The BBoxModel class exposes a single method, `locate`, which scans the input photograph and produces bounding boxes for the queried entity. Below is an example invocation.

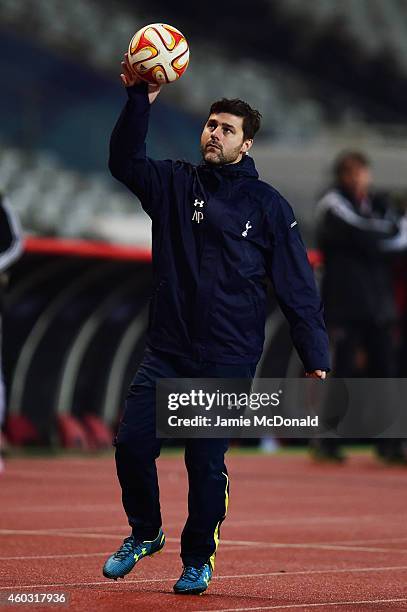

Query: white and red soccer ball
[128,23,189,85]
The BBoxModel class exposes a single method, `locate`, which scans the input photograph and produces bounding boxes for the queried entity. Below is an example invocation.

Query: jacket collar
[199,154,259,179]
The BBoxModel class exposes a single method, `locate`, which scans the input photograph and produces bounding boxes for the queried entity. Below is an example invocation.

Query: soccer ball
[128,23,189,85]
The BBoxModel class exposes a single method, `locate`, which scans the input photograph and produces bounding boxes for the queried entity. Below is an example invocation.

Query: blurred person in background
[0,192,23,472]
[387,192,407,378]
[312,151,407,463]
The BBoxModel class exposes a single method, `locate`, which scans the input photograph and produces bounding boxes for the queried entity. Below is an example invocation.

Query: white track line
[197,598,407,611]
[3,521,406,540]
[0,504,120,513]
[1,530,406,554]
[1,552,116,561]
[221,539,407,554]
[3,469,116,481]
[217,515,405,526]
[330,536,407,546]
[0,529,178,543]
[5,523,404,548]
[0,529,125,541]
[0,551,177,561]
[2,542,407,562]
[1,565,407,591]
[0,519,398,532]
[8,525,127,532]
[0,546,253,561]
[0,511,394,526]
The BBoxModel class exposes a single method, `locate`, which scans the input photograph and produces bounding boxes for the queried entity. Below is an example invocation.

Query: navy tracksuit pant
[114,346,257,568]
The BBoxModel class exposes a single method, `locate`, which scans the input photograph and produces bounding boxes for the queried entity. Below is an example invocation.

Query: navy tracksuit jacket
[109,83,330,371]
[109,83,330,568]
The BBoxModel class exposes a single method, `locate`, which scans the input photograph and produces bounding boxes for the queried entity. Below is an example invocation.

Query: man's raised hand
[120,53,161,104]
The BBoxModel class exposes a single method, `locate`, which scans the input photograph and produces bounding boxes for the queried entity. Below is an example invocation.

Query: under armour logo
[194,199,204,208]
[242,221,252,237]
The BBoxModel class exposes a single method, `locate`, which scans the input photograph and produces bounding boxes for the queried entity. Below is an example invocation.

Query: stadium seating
[1,0,407,240]
[2,0,407,127]
[281,0,407,64]
[0,145,150,244]
[0,0,329,138]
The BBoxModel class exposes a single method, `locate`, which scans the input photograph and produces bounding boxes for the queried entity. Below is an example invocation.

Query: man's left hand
[305,370,326,379]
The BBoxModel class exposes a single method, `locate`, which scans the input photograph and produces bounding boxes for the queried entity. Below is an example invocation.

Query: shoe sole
[173,587,208,595]
[173,579,210,596]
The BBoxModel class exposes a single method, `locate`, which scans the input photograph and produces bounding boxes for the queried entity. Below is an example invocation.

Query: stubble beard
[201,142,242,166]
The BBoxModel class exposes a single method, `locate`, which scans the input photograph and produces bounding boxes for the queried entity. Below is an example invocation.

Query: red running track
[1,452,407,611]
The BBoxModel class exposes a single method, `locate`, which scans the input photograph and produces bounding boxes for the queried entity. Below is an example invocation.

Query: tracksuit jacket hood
[109,83,330,370]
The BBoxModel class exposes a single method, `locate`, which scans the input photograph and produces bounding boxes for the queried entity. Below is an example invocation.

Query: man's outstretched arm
[109,54,172,218]
[315,191,398,255]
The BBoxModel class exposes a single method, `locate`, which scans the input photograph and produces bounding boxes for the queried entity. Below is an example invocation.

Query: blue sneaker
[103,529,165,580]
[173,563,212,595]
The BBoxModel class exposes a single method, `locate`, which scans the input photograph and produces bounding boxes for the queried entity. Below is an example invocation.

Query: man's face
[200,113,253,165]
[340,163,372,198]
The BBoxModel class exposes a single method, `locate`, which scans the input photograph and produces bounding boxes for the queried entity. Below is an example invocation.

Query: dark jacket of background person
[109,83,330,370]
[0,192,23,311]
[315,187,401,326]
[0,191,22,431]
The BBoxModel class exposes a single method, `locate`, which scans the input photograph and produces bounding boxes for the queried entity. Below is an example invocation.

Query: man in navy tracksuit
[102,54,330,595]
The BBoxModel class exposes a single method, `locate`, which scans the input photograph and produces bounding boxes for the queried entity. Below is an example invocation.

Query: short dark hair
[334,151,371,178]
[208,98,262,140]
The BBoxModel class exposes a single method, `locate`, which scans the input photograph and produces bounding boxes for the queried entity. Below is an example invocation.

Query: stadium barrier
[4,237,321,448]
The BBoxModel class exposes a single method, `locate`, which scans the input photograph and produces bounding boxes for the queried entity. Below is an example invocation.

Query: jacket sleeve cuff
[126,82,149,99]
[298,343,331,374]
[303,357,331,374]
